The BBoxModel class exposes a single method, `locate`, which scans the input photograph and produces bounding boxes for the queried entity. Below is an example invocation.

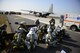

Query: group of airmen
[0,18,68,53]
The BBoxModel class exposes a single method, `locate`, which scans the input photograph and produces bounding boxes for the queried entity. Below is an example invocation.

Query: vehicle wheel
[70,25,77,31]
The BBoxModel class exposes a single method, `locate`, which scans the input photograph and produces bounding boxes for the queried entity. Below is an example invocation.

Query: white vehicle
[64,17,80,31]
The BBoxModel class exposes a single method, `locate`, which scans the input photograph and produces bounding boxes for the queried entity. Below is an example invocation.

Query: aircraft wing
[21,9,41,14]
[21,9,34,13]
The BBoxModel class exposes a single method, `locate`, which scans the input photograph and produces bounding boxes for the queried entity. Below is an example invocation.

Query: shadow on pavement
[10,44,72,53]
[63,38,77,43]
[62,41,80,48]
[23,46,57,53]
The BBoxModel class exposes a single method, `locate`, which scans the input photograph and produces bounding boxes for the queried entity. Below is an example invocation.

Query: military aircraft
[21,4,53,18]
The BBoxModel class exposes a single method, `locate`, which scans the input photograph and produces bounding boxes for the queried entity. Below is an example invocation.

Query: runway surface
[7,15,80,53]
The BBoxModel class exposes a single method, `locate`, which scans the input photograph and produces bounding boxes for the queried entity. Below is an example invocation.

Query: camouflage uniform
[49,18,55,32]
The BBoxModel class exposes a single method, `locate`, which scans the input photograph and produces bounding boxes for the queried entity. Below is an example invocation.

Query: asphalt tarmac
[6,15,80,53]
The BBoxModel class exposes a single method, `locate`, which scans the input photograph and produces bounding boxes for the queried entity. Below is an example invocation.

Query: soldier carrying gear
[49,18,55,31]
[47,25,52,39]
[13,21,27,45]
[16,28,25,42]
[0,24,7,40]
[12,27,25,49]
[26,27,38,41]
[15,21,27,37]
[19,21,27,29]
[25,27,38,50]
[34,19,40,29]
[42,24,47,33]
[18,21,28,35]
[0,24,7,50]
[38,24,47,42]
[54,25,62,43]
[49,18,55,26]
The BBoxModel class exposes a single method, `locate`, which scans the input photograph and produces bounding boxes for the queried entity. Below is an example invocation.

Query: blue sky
[0,0,80,16]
